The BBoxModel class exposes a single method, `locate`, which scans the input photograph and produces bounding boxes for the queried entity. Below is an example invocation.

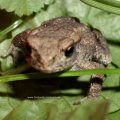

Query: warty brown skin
[12,17,112,101]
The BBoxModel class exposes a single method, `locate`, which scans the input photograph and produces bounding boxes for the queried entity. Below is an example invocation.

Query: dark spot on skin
[25,43,32,56]
[64,46,74,58]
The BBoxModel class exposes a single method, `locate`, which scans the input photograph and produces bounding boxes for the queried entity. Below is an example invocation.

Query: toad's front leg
[72,61,105,104]
[88,74,104,99]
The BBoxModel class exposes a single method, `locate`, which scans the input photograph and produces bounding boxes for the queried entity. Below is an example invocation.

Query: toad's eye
[64,46,74,58]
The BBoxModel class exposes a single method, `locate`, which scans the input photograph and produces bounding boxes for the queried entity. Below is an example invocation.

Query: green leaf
[62,0,90,23]
[86,8,120,41]
[0,39,14,71]
[67,101,109,120]
[106,110,120,120]
[109,45,120,67]
[0,56,14,71]
[2,98,108,120]
[0,83,21,120]
[102,74,120,113]
[0,39,11,56]
[0,0,54,17]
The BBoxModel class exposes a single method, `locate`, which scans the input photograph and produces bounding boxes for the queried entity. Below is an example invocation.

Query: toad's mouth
[28,52,75,73]
[26,50,76,73]
[39,65,73,73]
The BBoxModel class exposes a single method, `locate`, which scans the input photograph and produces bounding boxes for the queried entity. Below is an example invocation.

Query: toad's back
[28,17,86,42]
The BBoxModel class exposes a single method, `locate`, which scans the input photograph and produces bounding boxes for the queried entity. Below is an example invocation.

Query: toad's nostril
[64,46,74,58]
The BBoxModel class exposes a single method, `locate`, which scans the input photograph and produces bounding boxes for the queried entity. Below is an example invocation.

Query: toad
[12,17,112,102]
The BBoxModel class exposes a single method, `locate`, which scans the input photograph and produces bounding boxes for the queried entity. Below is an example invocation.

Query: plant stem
[0,19,23,41]
[81,0,120,15]
[0,68,120,83]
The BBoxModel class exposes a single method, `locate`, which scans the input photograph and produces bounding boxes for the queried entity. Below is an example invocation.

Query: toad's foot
[73,74,104,105]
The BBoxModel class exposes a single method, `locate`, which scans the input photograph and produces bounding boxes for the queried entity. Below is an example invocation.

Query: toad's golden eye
[64,46,74,58]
